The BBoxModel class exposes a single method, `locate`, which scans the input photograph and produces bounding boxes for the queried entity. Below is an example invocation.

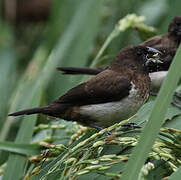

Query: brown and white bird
[57,16,181,93]
[9,46,162,130]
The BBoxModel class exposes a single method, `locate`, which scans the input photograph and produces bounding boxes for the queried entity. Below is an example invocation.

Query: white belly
[149,71,167,92]
[79,82,146,127]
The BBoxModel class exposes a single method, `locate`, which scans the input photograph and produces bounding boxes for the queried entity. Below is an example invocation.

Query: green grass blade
[2,87,42,180]
[169,166,181,180]
[2,0,104,179]
[0,23,17,133]
[0,48,16,131]
[121,45,181,180]
[47,0,104,100]
[46,0,81,51]
[0,45,49,142]
[0,141,41,156]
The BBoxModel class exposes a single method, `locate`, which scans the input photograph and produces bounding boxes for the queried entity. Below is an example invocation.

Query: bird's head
[118,45,162,73]
[111,45,163,73]
[168,16,181,38]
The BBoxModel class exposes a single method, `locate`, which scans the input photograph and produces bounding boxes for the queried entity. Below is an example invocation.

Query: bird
[9,45,162,130]
[57,16,181,93]
[140,15,181,71]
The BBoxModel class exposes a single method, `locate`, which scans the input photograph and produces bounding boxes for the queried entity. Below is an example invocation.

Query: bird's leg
[90,124,103,131]
[89,124,112,135]
[40,149,50,168]
[122,123,141,129]
[118,122,141,131]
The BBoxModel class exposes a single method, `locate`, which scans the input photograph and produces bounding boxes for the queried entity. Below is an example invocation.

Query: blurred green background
[0,0,181,179]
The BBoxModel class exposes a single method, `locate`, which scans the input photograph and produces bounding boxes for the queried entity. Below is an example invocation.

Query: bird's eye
[176,22,181,26]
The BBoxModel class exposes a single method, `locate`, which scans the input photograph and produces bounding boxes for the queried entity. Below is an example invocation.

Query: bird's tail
[56,66,102,75]
[8,106,50,117]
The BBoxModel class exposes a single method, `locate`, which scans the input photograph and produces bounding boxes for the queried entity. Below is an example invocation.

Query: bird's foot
[118,122,141,131]
[90,124,112,136]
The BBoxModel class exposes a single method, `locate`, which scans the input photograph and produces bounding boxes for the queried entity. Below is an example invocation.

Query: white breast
[149,71,168,92]
[79,82,146,127]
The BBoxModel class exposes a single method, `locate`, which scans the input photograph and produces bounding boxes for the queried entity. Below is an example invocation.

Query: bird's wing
[54,70,131,106]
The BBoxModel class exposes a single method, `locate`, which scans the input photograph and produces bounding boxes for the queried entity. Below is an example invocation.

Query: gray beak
[145,46,163,67]
[146,47,162,56]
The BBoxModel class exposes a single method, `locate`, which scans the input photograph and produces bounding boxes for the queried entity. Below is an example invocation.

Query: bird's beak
[145,47,163,67]
[152,53,159,58]
[146,47,162,56]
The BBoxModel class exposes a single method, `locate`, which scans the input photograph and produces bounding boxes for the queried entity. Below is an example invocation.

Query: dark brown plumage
[9,46,162,129]
[56,67,103,75]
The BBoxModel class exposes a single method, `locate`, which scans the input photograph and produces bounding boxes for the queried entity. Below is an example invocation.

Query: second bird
[57,16,181,93]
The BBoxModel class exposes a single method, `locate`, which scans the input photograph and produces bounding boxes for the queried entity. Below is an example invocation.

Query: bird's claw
[119,122,141,131]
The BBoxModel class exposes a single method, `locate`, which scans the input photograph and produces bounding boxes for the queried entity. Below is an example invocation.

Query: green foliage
[1,0,181,180]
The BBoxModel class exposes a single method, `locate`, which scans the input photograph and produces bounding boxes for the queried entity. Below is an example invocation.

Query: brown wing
[54,70,131,106]
[141,33,178,49]
[141,35,164,47]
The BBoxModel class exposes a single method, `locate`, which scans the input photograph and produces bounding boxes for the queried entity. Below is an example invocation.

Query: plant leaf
[0,141,41,156]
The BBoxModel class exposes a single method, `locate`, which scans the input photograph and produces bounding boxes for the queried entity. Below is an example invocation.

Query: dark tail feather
[56,66,102,75]
[8,106,49,117]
